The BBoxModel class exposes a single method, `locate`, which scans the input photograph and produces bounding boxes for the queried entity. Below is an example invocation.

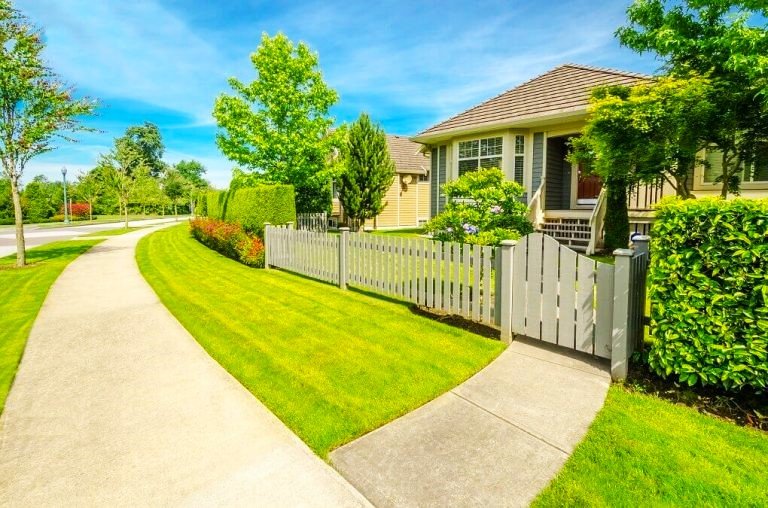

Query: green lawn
[80,227,144,237]
[534,385,768,507]
[0,240,101,414]
[371,227,427,238]
[136,224,504,457]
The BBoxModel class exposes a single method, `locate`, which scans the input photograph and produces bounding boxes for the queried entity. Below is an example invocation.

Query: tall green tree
[213,32,338,213]
[116,122,165,177]
[97,143,148,228]
[338,114,395,230]
[0,178,12,221]
[0,0,96,266]
[617,0,768,197]
[174,159,208,214]
[162,168,191,218]
[22,175,62,222]
[74,170,102,221]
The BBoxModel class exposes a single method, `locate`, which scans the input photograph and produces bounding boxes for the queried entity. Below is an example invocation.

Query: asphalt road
[0,217,184,258]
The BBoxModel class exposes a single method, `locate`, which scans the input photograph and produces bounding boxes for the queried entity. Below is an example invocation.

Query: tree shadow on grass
[0,243,99,269]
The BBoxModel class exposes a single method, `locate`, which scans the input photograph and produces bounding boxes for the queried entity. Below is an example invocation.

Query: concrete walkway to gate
[0,226,369,507]
[331,338,611,507]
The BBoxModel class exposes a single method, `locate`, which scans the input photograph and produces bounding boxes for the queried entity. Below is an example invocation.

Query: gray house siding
[430,145,448,217]
[532,132,544,199]
[545,137,572,210]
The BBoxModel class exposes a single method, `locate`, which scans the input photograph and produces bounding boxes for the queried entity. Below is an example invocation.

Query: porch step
[539,217,592,253]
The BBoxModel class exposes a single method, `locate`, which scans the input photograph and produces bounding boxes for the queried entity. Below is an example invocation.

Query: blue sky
[18,0,659,187]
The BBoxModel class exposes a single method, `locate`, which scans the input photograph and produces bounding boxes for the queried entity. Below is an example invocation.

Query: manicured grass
[136,224,504,457]
[371,227,427,238]
[533,385,768,507]
[80,227,144,237]
[0,240,101,414]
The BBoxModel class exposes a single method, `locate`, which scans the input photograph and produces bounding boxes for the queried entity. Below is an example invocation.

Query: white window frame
[457,136,503,176]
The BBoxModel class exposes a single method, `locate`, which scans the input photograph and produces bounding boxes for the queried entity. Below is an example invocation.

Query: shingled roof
[387,134,429,175]
[414,64,650,141]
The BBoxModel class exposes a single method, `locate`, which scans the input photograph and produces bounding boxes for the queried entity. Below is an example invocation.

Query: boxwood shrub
[203,184,295,237]
[649,197,768,392]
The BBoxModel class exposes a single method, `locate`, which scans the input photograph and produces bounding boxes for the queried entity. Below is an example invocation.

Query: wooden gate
[509,233,613,359]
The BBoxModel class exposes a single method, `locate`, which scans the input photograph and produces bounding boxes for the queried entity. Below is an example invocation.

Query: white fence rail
[265,225,649,380]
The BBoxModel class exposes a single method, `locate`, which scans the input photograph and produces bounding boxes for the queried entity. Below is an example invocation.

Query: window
[704,145,768,184]
[458,136,502,175]
[418,172,429,182]
[513,135,525,186]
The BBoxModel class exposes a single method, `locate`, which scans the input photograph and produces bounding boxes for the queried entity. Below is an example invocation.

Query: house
[332,134,430,229]
[412,63,768,253]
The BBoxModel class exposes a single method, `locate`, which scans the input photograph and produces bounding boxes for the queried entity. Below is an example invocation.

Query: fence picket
[472,245,481,321]
[482,246,492,324]
[541,240,559,344]
[558,248,577,349]
[462,244,471,318]
[511,237,527,333]
[576,256,596,355]
[525,234,543,339]
[442,242,451,312]
[427,241,435,307]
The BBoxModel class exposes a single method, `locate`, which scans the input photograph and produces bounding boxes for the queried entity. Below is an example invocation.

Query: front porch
[530,135,672,253]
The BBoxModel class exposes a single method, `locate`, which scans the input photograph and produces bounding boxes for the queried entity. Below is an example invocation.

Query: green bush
[425,168,533,245]
[205,190,228,220]
[226,184,296,237]
[649,197,768,392]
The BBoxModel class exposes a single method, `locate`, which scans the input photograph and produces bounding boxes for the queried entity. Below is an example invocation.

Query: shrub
[649,197,768,392]
[189,217,265,267]
[60,202,90,219]
[225,184,296,236]
[203,185,296,237]
[425,168,533,245]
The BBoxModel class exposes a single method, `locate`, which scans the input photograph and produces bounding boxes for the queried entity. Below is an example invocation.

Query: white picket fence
[264,225,649,380]
[296,212,328,233]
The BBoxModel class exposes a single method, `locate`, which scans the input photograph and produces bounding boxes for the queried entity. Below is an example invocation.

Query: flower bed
[189,217,264,267]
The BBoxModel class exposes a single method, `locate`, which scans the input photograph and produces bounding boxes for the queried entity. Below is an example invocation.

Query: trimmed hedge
[190,217,265,267]
[204,184,295,237]
[649,197,768,392]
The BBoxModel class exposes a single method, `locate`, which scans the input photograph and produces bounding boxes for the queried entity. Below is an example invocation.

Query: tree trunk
[124,201,129,228]
[603,178,630,253]
[10,176,26,267]
[89,201,93,221]
[174,203,178,221]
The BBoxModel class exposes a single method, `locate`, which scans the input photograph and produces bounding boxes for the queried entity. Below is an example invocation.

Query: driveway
[331,338,610,507]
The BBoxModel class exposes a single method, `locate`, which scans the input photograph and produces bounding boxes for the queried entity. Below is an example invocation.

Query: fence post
[263,223,271,270]
[287,221,294,230]
[339,227,349,290]
[499,240,516,344]
[633,234,650,258]
[611,248,634,380]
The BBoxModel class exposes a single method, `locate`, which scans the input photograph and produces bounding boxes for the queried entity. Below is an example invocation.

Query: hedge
[649,197,768,392]
[203,184,295,237]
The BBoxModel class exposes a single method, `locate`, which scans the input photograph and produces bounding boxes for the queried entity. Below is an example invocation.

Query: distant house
[332,134,430,229]
[411,63,768,252]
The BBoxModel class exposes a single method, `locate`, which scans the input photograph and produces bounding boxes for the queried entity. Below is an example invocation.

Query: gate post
[499,239,516,344]
[611,248,633,380]
[263,223,271,269]
[338,227,350,290]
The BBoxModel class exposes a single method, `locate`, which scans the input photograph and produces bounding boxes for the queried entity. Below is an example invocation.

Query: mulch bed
[626,362,768,432]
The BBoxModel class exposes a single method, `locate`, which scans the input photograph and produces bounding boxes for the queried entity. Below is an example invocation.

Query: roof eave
[411,108,587,145]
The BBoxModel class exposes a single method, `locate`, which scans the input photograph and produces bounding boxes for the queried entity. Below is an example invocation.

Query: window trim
[695,147,768,191]
[457,136,503,176]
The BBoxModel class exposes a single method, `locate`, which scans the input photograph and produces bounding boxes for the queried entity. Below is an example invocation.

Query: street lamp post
[61,167,69,224]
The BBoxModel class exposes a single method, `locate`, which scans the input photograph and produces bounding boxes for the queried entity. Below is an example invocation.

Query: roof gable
[416,64,650,139]
[387,134,429,174]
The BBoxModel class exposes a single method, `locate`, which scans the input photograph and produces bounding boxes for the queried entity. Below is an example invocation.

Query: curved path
[331,339,610,507]
[0,226,369,506]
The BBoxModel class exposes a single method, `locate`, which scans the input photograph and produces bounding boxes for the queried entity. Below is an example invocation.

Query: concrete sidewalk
[0,226,368,507]
[331,338,610,507]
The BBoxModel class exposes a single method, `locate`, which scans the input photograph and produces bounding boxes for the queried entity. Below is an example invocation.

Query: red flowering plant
[60,202,90,219]
[190,217,265,267]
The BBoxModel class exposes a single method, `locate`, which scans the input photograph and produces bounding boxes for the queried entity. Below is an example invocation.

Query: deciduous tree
[74,170,102,221]
[0,0,96,266]
[213,32,338,213]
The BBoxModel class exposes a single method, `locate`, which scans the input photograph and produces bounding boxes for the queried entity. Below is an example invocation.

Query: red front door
[577,164,602,202]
